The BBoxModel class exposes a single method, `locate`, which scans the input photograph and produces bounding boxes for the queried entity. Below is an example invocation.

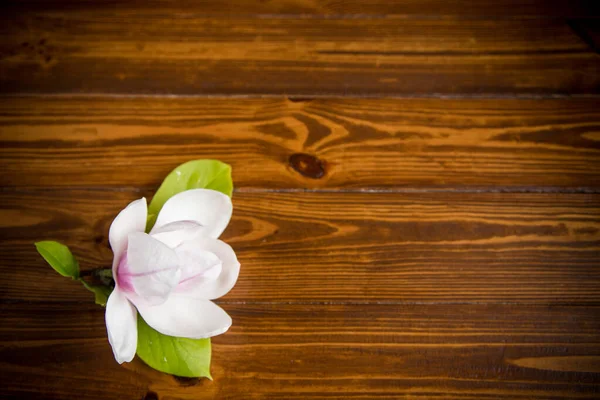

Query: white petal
[121,232,180,304]
[153,189,232,239]
[175,236,240,300]
[150,220,204,248]
[126,267,182,306]
[105,288,138,364]
[125,232,179,275]
[175,244,222,291]
[134,297,232,339]
[109,197,147,272]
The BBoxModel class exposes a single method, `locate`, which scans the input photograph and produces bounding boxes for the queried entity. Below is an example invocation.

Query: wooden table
[1,1,600,399]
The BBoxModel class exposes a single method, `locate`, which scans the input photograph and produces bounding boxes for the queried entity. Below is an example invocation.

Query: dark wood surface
[2,0,599,17]
[2,190,600,304]
[0,1,599,399]
[1,15,599,96]
[1,97,600,190]
[2,303,600,399]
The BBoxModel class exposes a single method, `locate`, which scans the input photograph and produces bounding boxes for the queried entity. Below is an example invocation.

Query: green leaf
[136,316,212,379]
[80,280,112,307]
[147,160,233,231]
[35,241,80,279]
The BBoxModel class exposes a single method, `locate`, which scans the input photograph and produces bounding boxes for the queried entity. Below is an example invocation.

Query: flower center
[116,253,135,292]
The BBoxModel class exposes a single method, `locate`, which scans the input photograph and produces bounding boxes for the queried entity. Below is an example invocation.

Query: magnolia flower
[105,189,240,364]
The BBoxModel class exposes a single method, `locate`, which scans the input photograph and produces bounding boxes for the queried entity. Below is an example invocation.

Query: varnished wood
[1,2,599,398]
[0,16,598,95]
[1,97,599,190]
[1,190,598,303]
[2,0,598,17]
[2,303,600,399]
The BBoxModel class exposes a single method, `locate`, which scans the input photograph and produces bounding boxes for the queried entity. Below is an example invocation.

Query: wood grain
[1,2,599,398]
[2,0,598,17]
[1,190,598,304]
[1,97,599,190]
[2,302,600,399]
[0,16,598,96]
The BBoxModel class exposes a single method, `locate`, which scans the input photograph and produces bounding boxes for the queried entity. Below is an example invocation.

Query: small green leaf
[147,160,233,231]
[136,316,212,379]
[80,280,112,307]
[35,241,80,279]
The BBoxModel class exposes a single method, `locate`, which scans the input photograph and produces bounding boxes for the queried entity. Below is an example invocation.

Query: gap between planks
[2,186,600,194]
[4,299,600,307]
[2,93,600,100]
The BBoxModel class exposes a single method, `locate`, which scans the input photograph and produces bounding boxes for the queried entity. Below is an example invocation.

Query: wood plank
[2,0,599,17]
[1,97,599,190]
[569,19,600,55]
[1,190,598,303]
[0,16,598,96]
[2,302,600,399]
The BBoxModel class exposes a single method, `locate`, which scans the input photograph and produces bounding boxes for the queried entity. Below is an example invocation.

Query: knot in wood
[289,153,326,179]
[143,391,159,400]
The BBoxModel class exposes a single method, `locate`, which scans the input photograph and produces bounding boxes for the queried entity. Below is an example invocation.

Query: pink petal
[109,198,147,273]
[153,189,232,239]
[150,220,204,248]
[135,296,232,339]
[120,232,180,305]
[174,236,240,300]
[174,243,222,292]
[105,288,138,364]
